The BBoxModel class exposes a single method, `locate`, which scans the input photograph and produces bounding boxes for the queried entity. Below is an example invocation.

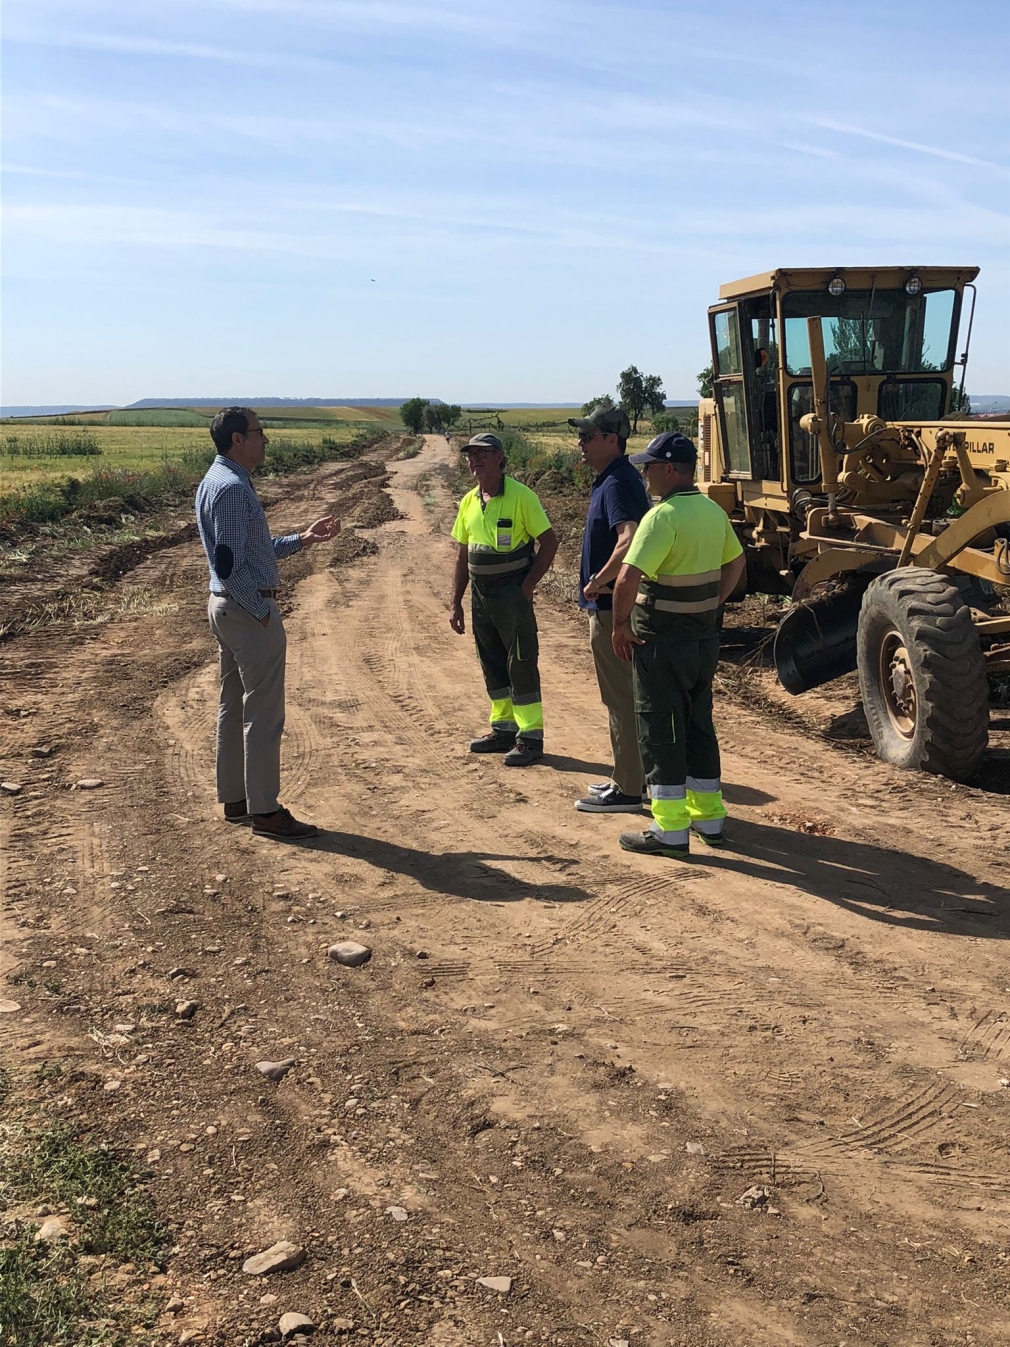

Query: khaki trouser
[208,596,286,816]
[588,609,643,797]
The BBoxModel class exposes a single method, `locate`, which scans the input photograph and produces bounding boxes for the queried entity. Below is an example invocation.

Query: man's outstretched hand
[300,516,340,547]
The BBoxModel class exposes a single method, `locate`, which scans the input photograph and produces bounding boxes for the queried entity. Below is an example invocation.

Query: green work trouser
[632,631,726,844]
[470,578,543,739]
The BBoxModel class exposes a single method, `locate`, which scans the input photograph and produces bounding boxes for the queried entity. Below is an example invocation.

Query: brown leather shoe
[251,806,319,839]
[224,800,251,823]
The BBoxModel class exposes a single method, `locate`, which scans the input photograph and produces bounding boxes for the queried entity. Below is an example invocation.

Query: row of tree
[403,362,716,440]
[582,365,714,432]
[399,398,463,434]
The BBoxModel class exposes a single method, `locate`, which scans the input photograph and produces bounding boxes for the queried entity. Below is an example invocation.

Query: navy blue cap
[628,431,697,466]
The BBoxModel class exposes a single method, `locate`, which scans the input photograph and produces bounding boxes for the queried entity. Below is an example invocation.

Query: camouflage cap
[463,432,504,453]
[568,404,631,439]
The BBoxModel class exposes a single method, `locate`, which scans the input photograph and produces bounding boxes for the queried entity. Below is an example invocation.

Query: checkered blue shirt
[195,455,301,619]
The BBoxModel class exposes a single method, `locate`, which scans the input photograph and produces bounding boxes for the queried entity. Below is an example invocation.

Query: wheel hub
[880,631,917,737]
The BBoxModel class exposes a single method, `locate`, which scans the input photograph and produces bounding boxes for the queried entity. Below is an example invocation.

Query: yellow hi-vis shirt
[451,476,552,584]
[625,487,743,639]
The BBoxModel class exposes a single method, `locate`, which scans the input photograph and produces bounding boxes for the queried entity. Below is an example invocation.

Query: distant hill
[1,404,114,418]
[126,397,432,410]
[971,395,1010,414]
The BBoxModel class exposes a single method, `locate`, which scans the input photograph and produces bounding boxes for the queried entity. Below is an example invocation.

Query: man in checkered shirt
[196,406,339,839]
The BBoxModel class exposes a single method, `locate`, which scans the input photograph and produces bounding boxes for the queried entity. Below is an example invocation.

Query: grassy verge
[0,430,388,538]
[0,1068,166,1346]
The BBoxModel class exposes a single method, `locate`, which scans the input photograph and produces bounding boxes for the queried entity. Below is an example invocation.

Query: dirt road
[3,434,1010,1346]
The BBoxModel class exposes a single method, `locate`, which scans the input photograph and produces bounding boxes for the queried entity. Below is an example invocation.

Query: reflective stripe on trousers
[649,778,726,842]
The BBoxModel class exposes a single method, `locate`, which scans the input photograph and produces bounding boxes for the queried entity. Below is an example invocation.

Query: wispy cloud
[5,29,340,73]
[816,119,1008,172]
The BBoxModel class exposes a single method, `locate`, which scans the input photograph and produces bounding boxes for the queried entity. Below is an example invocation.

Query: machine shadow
[305,831,591,905]
[700,816,1010,938]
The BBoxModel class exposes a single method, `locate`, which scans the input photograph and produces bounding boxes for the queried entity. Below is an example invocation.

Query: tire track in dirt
[234,437,1010,1247]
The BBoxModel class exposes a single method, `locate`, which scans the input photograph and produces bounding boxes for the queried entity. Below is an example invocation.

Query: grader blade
[773,586,866,695]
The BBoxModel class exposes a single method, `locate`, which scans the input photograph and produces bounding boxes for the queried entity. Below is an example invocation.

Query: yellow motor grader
[698,265,1010,780]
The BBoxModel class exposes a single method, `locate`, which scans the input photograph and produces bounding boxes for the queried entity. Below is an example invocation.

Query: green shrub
[499,427,590,490]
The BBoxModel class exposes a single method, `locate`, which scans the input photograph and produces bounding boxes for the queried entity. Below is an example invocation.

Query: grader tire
[857,569,988,781]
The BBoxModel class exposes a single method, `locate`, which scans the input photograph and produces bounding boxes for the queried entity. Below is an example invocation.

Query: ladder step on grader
[699,265,1010,781]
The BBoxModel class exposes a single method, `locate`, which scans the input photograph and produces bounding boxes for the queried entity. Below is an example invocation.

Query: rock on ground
[476,1275,513,1294]
[256,1058,297,1082]
[328,941,372,968]
[34,1215,69,1243]
[241,1241,306,1276]
[278,1312,316,1336]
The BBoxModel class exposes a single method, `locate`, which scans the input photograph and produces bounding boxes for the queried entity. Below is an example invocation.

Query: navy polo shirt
[579,454,651,612]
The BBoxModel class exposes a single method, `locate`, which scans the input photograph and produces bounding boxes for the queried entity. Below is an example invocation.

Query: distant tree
[650,410,681,433]
[400,398,430,434]
[423,402,463,433]
[580,393,614,417]
[948,386,972,416]
[642,373,666,417]
[697,365,714,398]
[617,366,665,433]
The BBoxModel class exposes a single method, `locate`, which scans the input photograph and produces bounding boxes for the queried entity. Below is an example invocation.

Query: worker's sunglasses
[576,432,598,444]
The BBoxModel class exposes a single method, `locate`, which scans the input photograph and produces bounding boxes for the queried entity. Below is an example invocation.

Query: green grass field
[0,407,401,488]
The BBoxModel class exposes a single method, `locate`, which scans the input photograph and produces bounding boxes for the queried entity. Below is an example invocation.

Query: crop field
[0,408,400,489]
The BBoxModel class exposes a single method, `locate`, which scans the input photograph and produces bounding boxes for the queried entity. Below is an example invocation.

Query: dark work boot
[469,730,516,753]
[503,737,544,767]
[619,829,690,859]
[251,807,319,839]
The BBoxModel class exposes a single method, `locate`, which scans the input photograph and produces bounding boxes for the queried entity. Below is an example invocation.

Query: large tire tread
[857,569,988,780]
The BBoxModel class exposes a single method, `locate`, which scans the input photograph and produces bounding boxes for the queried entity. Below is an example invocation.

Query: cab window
[788,382,857,484]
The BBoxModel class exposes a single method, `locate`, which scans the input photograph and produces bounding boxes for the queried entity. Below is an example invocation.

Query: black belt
[259,588,278,598]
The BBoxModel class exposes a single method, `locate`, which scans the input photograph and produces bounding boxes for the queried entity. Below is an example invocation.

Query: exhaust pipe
[773,586,866,694]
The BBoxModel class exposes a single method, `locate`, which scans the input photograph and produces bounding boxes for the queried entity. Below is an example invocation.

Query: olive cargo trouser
[471,579,544,739]
[631,632,727,845]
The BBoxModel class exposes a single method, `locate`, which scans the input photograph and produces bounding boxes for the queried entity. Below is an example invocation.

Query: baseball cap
[629,431,697,466]
[462,433,504,453]
[567,404,631,439]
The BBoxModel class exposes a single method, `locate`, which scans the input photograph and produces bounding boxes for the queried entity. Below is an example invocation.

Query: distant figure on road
[448,433,558,766]
[195,406,339,839]
[568,403,651,815]
[610,432,745,858]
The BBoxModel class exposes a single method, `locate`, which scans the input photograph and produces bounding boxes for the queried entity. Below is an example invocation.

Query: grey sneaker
[575,787,644,814]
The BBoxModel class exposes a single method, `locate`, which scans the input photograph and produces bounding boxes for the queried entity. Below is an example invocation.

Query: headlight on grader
[905,275,922,295]
[827,275,846,296]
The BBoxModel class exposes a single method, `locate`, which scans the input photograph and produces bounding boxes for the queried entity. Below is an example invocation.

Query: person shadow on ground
[293,831,591,906]
[693,815,1009,939]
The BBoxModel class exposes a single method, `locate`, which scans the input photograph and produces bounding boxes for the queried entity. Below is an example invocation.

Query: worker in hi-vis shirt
[449,434,558,767]
[611,431,745,858]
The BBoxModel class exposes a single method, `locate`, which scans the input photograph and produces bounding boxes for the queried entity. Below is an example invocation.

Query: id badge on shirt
[496,517,513,550]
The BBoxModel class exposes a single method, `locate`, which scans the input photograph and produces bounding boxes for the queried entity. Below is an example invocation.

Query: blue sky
[2,0,1008,404]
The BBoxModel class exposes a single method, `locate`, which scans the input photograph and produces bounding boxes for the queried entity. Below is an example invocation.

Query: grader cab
[699,266,1010,781]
